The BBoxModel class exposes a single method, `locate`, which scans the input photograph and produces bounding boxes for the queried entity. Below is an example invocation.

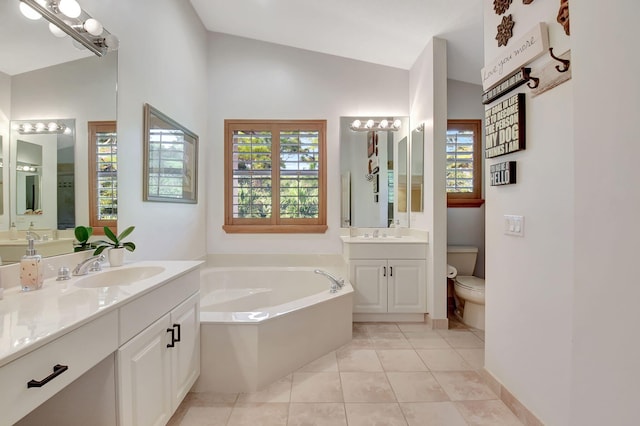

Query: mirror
[340,116,409,228]
[0,1,117,262]
[410,125,425,212]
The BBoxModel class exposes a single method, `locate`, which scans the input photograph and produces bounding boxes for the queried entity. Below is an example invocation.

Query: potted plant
[93,226,136,267]
[73,226,96,252]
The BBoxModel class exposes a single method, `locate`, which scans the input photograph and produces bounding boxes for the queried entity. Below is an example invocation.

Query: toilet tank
[447,246,478,276]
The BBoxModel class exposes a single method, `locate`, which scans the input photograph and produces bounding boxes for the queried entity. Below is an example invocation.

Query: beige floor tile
[442,331,485,348]
[386,372,450,402]
[345,403,408,426]
[471,329,485,341]
[182,391,239,405]
[377,349,428,372]
[456,400,524,425]
[400,401,468,426]
[433,371,497,401]
[361,323,401,334]
[291,372,344,403]
[237,375,291,403]
[340,372,397,403]
[336,348,383,372]
[404,332,452,349]
[397,322,434,333]
[416,349,474,371]
[297,351,339,372]
[370,332,412,349]
[456,348,485,370]
[287,403,347,426]
[226,402,289,426]
[340,336,375,349]
[176,405,234,426]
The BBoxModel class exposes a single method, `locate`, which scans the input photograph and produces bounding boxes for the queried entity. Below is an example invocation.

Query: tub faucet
[314,269,344,293]
[72,254,106,276]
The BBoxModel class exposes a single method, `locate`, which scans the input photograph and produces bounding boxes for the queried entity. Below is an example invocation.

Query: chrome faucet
[72,254,106,276]
[373,229,380,238]
[314,269,345,293]
[26,230,41,241]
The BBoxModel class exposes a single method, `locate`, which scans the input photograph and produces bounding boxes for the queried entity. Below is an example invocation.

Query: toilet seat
[455,276,485,293]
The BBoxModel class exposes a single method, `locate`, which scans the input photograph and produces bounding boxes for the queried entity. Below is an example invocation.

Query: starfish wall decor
[494,0,513,15]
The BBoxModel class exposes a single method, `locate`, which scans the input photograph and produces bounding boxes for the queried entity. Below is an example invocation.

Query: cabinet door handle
[28,364,68,388]
[173,323,181,343]
[390,266,393,277]
[167,327,176,348]
[383,266,386,277]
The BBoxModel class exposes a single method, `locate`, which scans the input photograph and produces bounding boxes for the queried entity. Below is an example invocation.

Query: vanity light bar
[13,121,70,134]
[349,119,402,132]
[19,0,118,57]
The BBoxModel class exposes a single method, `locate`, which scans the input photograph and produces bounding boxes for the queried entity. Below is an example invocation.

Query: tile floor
[169,321,523,425]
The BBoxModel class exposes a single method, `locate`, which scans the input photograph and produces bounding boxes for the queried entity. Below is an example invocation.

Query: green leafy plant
[93,226,136,255]
[73,226,96,252]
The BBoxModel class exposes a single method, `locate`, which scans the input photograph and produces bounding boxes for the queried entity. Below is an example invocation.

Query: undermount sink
[74,266,166,288]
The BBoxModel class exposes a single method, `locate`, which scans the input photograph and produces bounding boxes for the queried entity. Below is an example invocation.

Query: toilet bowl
[447,246,485,330]
[453,275,485,330]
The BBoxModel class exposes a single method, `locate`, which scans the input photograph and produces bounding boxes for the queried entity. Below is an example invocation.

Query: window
[224,119,327,233]
[88,121,117,233]
[446,119,484,207]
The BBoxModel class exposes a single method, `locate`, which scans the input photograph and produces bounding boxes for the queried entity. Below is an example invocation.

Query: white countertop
[0,260,202,367]
[340,235,428,244]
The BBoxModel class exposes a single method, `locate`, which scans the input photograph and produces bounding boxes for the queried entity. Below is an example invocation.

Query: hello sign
[485,93,525,159]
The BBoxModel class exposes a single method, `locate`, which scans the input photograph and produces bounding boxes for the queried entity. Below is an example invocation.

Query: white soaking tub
[194,267,353,393]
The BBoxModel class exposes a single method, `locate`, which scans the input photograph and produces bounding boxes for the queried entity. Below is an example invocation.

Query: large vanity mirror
[340,116,409,228]
[0,0,117,262]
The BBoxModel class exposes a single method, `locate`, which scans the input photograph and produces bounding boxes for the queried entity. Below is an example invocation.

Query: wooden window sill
[447,198,485,208]
[223,224,328,234]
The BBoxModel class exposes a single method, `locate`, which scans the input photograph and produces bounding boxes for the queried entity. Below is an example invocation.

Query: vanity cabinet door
[117,313,172,426]
[170,292,200,411]
[387,260,426,313]
[350,260,387,313]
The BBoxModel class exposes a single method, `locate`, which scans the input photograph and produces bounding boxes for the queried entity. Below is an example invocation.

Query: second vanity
[341,231,429,322]
[0,258,202,426]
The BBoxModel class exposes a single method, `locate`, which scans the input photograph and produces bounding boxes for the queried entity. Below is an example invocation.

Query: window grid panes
[231,131,273,219]
[147,129,189,199]
[279,130,320,219]
[446,129,475,193]
[96,130,117,221]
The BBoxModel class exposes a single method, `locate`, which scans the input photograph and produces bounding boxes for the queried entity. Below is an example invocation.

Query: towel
[447,264,458,279]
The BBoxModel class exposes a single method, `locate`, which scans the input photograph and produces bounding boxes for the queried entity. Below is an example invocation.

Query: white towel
[447,264,458,279]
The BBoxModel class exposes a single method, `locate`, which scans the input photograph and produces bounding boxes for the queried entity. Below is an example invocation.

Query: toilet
[447,246,485,330]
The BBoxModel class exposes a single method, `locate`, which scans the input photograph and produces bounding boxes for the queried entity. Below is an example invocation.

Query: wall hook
[521,67,540,89]
[549,47,570,73]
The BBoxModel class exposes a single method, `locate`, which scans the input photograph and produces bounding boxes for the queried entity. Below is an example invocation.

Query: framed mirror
[410,124,425,212]
[143,103,198,203]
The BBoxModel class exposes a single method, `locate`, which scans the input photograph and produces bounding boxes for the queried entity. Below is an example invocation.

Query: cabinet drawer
[0,310,118,426]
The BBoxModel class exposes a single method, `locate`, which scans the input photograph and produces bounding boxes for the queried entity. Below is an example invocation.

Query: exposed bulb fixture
[58,0,81,18]
[365,119,375,129]
[48,22,67,37]
[19,1,42,19]
[351,119,362,129]
[392,119,402,129]
[14,121,68,134]
[349,118,403,132]
[83,18,103,36]
[379,119,389,129]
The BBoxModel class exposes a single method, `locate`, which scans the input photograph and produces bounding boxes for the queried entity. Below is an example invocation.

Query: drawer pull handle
[173,324,181,343]
[167,327,176,348]
[383,266,387,277]
[28,364,68,388]
[390,266,393,277]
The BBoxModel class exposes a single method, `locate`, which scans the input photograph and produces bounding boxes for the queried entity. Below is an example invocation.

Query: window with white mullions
[446,119,484,207]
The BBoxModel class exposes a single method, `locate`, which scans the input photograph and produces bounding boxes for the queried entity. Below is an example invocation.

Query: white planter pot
[108,247,125,267]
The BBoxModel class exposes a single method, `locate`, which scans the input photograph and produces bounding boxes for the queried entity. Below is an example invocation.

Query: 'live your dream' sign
[485,93,525,159]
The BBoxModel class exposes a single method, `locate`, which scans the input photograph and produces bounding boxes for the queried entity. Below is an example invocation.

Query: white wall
[206,33,408,255]
[447,79,486,278]
[482,1,573,424]
[409,38,448,320]
[0,71,10,225]
[98,0,209,261]
[570,2,640,425]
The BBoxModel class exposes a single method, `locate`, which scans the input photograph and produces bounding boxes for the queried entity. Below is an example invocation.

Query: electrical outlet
[504,215,524,237]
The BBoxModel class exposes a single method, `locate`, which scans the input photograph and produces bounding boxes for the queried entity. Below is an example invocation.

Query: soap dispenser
[20,237,44,292]
[9,222,18,240]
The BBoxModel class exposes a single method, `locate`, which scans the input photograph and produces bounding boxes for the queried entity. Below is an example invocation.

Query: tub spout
[314,269,344,292]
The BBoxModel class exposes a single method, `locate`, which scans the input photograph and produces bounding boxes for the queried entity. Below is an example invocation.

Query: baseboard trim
[481,368,544,426]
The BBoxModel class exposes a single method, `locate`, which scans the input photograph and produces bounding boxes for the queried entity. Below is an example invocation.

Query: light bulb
[49,22,67,38]
[63,127,72,135]
[351,120,361,129]
[48,122,59,131]
[84,18,103,36]
[35,123,46,132]
[379,119,389,129]
[392,119,402,129]
[19,2,42,20]
[59,0,81,18]
[365,119,374,129]
[22,123,33,133]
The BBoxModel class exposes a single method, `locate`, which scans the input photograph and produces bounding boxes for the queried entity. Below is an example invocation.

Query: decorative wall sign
[496,14,515,47]
[485,93,526,158]
[490,161,517,186]
[494,0,513,15]
[482,22,549,90]
[482,67,531,104]
[557,0,570,35]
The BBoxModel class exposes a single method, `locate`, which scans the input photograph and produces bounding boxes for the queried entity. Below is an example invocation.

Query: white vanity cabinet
[117,273,200,426]
[342,236,428,321]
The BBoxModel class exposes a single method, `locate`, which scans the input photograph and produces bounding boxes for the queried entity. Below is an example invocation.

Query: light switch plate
[504,215,524,237]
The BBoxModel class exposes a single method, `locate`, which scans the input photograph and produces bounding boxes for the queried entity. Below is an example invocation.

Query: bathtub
[194,266,353,393]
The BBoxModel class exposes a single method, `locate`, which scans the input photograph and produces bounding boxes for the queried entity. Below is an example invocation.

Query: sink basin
[75,266,166,288]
